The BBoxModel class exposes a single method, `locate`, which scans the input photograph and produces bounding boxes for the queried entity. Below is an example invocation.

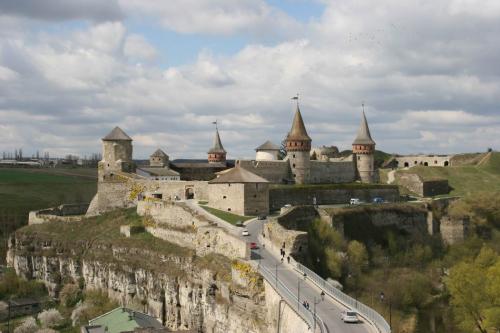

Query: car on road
[350,198,361,205]
[241,229,250,236]
[373,197,385,204]
[258,215,266,220]
[235,221,244,227]
[249,242,258,249]
[341,310,359,323]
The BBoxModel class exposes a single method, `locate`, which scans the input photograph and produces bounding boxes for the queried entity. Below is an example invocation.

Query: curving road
[244,218,375,333]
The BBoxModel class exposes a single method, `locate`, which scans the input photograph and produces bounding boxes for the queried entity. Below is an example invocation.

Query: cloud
[119,0,302,38]
[1,0,500,158]
[123,34,158,62]
[0,0,124,22]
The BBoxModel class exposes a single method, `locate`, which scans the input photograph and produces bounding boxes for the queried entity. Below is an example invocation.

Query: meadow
[0,167,97,262]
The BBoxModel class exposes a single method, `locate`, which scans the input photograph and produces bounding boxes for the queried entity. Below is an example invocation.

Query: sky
[0,0,499,159]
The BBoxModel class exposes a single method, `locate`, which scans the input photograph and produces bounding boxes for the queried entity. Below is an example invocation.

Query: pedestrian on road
[320,290,325,301]
[282,242,286,248]
[305,301,310,310]
[287,256,290,264]
[281,257,284,263]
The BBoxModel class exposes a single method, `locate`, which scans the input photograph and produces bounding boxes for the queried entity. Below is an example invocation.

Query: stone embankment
[29,203,89,225]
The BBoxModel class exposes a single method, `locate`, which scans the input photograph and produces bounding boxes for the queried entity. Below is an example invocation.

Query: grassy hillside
[395,152,500,196]
[0,167,97,262]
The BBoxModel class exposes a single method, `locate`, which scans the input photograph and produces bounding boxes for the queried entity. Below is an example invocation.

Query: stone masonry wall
[269,187,400,211]
[310,160,356,184]
[137,201,249,260]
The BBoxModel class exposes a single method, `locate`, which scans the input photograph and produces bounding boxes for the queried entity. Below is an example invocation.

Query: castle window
[253,194,257,198]
[293,154,296,158]
[434,160,438,164]
[227,208,231,211]
[293,163,296,168]
[293,174,296,177]
[358,156,360,160]
[223,196,226,199]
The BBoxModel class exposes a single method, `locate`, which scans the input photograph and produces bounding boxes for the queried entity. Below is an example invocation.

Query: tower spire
[208,121,227,164]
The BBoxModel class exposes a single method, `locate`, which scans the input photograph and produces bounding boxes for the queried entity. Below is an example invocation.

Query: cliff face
[7,231,266,333]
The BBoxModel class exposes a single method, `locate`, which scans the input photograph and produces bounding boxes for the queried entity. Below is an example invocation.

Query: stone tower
[286,102,311,184]
[150,149,169,167]
[352,111,376,183]
[98,126,134,181]
[207,125,227,164]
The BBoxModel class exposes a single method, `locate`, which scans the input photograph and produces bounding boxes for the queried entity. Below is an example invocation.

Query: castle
[90,101,377,216]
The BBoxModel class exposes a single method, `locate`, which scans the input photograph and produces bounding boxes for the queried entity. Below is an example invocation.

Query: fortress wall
[263,220,308,258]
[269,187,400,211]
[208,183,246,216]
[243,183,269,216]
[154,181,209,201]
[396,173,450,197]
[138,201,249,260]
[237,160,290,183]
[324,204,429,243]
[137,201,211,228]
[394,155,452,168]
[310,160,356,183]
[440,216,470,245]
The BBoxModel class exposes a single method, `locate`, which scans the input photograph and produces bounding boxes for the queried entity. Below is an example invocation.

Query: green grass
[395,152,500,196]
[0,168,97,263]
[199,205,254,224]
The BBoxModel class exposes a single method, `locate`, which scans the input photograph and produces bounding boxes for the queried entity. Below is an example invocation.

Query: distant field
[394,152,500,196]
[0,167,97,262]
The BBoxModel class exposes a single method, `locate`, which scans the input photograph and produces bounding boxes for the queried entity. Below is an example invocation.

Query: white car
[349,198,361,205]
[341,310,359,323]
[241,229,250,236]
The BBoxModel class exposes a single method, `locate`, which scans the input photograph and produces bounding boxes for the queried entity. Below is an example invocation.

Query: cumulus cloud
[123,34,157,62]
[119,0,302,38]
[0,0,124,22]
[1,0,500,158]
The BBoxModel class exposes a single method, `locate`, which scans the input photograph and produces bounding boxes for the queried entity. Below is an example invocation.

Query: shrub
[14,317,38,333]
[38,308,64,328]
[60,283,82,307]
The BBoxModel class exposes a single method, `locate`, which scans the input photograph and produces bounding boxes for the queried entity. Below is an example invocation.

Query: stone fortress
[88,100,380,217]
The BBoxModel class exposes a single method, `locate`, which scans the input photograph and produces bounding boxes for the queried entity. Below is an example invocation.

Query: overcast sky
[0,0,499,159]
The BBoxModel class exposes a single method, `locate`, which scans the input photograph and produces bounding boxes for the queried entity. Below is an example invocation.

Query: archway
[404,162,409,167]
[424,162,428,166]
[444,161,449,166]
[185,187,194,199]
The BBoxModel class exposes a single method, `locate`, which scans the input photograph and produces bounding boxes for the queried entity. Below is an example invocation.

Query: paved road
[242,219,374,333]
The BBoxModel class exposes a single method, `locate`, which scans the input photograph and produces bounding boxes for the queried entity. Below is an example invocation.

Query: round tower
[98,126,134,181]
[352,110,375,183]
[208,124,227,164]
[286,102,311,184]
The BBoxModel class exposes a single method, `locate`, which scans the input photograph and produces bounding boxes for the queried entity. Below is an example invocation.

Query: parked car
[373,197,384,204]
[236,221,244,227]
[249,242,258,249]
[241,229,250,236]
[341,310,359,323]
[258,215,267,220]
[350,198,361,205]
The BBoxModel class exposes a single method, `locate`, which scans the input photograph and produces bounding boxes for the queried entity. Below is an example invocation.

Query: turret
[208,125,227,164]
[286,102,311,184]
[150,149,169,167]
[255,140,280,161]
[352,110,375,183]
[98,126,134,181]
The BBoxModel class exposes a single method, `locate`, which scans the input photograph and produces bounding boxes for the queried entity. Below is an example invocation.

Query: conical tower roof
[102,126,132,141]
[208,127,227,154]
[287,104,311,141]
[352,111,375,145]
[151,149,168,157]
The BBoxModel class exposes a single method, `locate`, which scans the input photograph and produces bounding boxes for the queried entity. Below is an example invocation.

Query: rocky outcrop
[7,233,265,333]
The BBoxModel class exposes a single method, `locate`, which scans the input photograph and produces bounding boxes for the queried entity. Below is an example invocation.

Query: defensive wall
[269,184,400,211]
[263,206,318,259]
[392,155,452,168]
[237,160,291,183]
[396,173,450,197]
[28,203,89,225]
[309,160,356,183]
[321,204,430,243]
[137,200,249,260]
[87,174,209,216]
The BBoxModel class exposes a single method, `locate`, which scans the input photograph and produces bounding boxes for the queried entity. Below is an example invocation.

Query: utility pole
[297,278,302,311]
